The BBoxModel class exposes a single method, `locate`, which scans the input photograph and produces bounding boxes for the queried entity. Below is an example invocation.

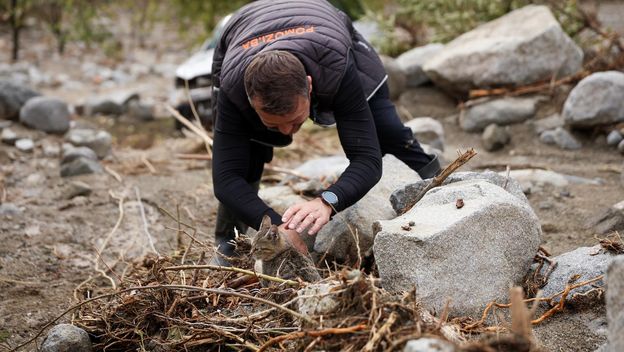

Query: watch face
[322,191,338,205]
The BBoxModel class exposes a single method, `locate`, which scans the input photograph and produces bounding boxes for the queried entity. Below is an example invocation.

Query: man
[211,0,440,261]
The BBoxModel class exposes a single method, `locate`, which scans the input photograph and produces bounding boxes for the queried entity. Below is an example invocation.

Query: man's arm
[212,92,283,229]
[282,58,383,234]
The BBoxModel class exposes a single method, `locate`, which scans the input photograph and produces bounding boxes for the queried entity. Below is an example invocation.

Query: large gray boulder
[375,180,541,317]
[0,80,40,120]
[396,44,445,88]
[423,5,582,93]
[390,170,528,214]
[399,87,457,119]
[460,97,540,132]
[530,245,614,307]
[380,56,407,100]
[19,96,71,134]
[607,256,624,352]
[41,324,93,352]
[314,155,421,263]
[65,128,112,159]
[563,71,624,128]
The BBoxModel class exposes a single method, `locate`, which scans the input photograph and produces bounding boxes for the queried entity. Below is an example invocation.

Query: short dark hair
[244,51,308,115]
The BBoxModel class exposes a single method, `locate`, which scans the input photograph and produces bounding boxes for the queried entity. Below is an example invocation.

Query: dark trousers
[214,82,436,252]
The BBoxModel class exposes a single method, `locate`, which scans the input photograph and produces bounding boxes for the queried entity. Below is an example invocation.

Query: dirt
[1,15,623,352]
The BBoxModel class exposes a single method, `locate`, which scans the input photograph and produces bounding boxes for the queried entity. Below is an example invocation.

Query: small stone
[539,202,553,210]
[607,130,623,146]
[42,141,61,157]
[64,129,112,159]
[0,203,22,216]
[1,127,18,145]
[19,96,71,134]
[65,181,93,199]
[61,146,98,164]
[481,124,511,151]
[60,157,103,177]
[540,127,582,150]
[403,337,456,352]
[618,139,624,155]
[41,323,93,352]
[297,282,341,316]
[15,138,34,152]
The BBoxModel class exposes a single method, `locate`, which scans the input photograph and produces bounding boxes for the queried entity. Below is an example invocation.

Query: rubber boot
[417,154,441,179]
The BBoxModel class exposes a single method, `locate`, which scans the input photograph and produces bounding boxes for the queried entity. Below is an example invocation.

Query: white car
[173,14,232,130]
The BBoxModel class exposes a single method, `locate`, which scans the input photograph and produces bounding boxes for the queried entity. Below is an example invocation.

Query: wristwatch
[320,191,338,216]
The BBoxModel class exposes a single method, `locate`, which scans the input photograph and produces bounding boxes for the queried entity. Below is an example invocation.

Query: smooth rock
[0,80,40,120]
[563,71,624,128]
[399,87,457,119]
[618,140,624,155]
[531,245,613,306]
[396,44,445,87]
[607,130,623,146]
[127,100,154,121]
[390,170,528,214]
[65,181,93,199]
[590,200,624,235]
[380,55,407,100]
[481,124,510,151]
[0,203,22,216]
[61,146,98,164]
[314,155,420,263]
[607,256,624,352]
[15,138,34,152]
[404,117,445,151]
[375,180,541,317]
[423,5,583,93]
[460,97,539,132]
[539,127,582,150]
[531,113,565,135]
[1,127,18,145]
[403,338,456,352]
[64,129,112,159]
[297,281,341,316]
[82,90,140,116]
[19,96,71,134]
[41,324,93,352]
[505,169,601,193]
[60,157,103,177]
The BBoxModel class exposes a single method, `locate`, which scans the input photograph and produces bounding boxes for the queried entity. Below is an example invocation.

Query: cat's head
[251,215,286,260]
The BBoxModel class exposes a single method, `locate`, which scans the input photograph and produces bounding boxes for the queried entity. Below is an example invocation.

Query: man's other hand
[282,198,332,235]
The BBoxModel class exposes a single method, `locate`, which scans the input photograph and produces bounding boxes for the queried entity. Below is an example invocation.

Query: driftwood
[399,149,477,215]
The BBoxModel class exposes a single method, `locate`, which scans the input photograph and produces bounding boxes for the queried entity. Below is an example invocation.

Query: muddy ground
[1,15,623,352]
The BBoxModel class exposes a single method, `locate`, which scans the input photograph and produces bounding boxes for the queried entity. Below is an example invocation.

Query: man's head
[244,51,312,135]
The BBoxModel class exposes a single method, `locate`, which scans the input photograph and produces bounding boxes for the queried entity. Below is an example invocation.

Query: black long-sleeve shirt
[212,58,382,230]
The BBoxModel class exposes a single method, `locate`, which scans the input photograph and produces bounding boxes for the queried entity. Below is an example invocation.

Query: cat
[251,215,321,286]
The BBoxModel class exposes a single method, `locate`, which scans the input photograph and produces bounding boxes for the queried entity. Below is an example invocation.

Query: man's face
[251,76,312,136]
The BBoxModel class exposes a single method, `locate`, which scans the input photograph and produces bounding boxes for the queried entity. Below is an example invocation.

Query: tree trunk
[10,0,19,61]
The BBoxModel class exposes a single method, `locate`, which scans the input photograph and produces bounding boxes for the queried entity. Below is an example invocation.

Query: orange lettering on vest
[241,26,317,49]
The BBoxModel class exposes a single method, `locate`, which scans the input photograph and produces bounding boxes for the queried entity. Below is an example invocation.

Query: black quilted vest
[212,0,387,146]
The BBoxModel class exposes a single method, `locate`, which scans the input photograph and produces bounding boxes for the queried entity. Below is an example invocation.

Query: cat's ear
[268,225,279,240]
[259,215,272,233]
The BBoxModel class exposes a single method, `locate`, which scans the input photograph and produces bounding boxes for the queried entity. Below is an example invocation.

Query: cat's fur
[251,215,321,286]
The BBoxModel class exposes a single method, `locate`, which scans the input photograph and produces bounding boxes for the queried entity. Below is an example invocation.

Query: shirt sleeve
[324,57,383,212]
[212,91,283,229]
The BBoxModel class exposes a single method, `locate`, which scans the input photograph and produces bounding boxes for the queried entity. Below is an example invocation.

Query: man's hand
[282,198,332,236]
[278,224,309,255]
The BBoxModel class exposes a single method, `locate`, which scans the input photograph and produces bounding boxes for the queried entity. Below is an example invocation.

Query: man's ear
[307,75,312,97]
